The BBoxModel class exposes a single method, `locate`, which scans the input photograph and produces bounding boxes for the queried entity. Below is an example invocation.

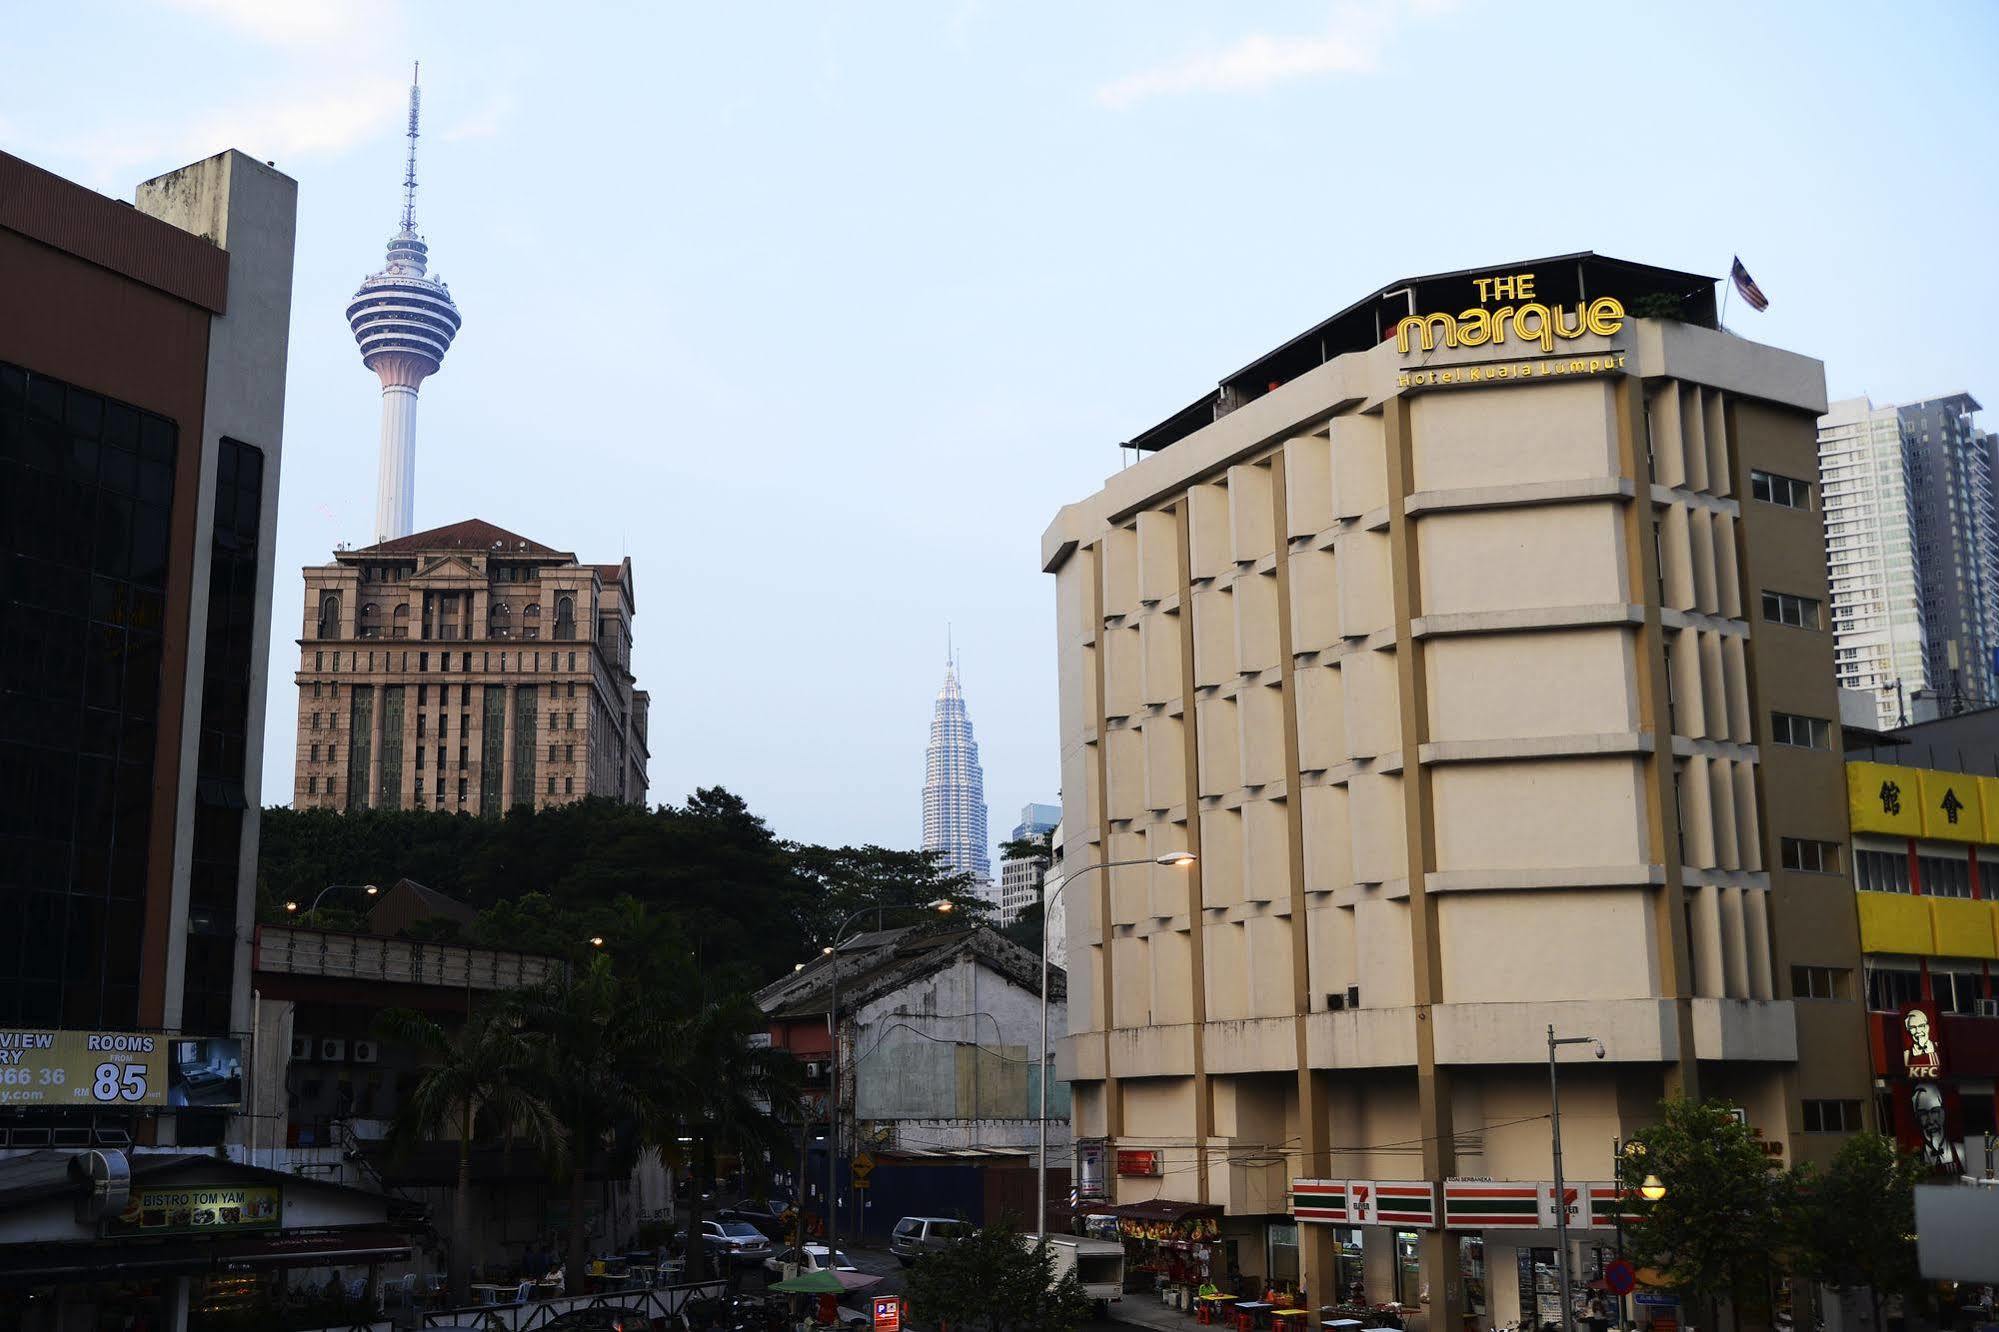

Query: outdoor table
[469,1284,511,1305]
[1234,1299,1275,1332]
[1322,1320,1363,1330]
[1183,1288,1231,1320]
[1271,1310,1309,1330]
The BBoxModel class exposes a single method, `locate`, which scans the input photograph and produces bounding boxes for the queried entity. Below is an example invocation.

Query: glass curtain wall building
[921,661,991,889]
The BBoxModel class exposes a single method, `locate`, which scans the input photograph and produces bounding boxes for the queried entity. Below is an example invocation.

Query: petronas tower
[922,660,991,884]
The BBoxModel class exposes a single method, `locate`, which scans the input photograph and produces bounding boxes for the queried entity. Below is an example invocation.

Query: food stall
[1106,1200,1224,1302]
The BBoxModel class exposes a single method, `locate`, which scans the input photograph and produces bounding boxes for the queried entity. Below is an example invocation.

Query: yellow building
[1040,256,1872,1328]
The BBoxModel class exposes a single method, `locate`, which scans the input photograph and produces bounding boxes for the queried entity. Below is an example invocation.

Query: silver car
[692,1219,773,1266]
[889,1217,969,1267]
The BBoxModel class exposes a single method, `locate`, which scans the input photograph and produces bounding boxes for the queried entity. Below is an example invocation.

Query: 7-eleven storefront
[1294,1179,1658,1331]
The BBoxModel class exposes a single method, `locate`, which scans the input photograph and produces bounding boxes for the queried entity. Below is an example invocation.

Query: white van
[1023,1234,1125,1316]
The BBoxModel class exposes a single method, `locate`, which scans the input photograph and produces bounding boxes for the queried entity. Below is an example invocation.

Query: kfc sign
[1901,1003,1943,1079]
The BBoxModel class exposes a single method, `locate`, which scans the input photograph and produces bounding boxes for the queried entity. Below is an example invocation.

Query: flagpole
[1720,257,1733,332]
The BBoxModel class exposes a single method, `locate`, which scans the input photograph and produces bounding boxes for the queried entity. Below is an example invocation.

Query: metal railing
[416,1282,729,1332]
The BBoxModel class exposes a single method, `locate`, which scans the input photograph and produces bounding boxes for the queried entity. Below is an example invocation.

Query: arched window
[359,602,382,638]
[317,594,340,640]
[392,603,410,639]
[554,596,576,641]
[489,600,512,639]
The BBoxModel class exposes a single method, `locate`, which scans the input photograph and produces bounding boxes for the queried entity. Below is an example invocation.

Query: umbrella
[768,1270,847,1294]
[835,1270,884,1292]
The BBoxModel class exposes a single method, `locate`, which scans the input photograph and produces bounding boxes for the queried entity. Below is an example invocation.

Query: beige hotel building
[1041,255,1871,1328]
[293,519,648,813]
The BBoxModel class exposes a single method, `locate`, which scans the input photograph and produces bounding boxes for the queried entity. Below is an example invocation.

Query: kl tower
[348,64,462,544]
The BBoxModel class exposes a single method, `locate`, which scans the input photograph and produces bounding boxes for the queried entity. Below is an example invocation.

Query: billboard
[109,1183,281,1237]
[0,1030,243,1109]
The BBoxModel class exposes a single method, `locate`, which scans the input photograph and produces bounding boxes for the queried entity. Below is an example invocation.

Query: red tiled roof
[353,519,568,558]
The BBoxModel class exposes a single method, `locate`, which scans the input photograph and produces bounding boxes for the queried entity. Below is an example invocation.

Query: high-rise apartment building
[1817,393,1997,727]
[921,661,991,885]
[1818,398,1928,727]
[1901,395,1997,708]
[1042,255,1870,1328]
[997,801,1061,926]
[292,520,648,813]
[0,148,296,1144]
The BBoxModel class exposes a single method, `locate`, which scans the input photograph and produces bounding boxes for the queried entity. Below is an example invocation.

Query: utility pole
[1547,1027,1603,1332]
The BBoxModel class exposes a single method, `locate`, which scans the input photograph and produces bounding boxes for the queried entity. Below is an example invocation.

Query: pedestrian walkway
[1107,1294,1201,1332]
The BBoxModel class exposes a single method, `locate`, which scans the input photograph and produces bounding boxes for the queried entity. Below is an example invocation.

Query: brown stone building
[291,519,649,813]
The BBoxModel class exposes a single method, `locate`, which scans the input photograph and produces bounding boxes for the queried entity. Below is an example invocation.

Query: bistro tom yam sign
[110,1185,281,1237]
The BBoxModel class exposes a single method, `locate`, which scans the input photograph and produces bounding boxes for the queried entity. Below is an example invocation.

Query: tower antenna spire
[400,62,421,234]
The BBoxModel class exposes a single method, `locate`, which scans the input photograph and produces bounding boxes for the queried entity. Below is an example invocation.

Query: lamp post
[823,900,953,1264]
[283,882,379,922]
[1546,1027,1603,1332]
[1038,851,1196,1238]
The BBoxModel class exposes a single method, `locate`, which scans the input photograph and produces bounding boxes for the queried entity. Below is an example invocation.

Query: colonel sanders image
[1910,1083,1964,1176]
[1903,1008,1941,1078]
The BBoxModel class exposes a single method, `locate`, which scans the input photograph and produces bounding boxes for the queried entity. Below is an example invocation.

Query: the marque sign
[1395,271,1625,355]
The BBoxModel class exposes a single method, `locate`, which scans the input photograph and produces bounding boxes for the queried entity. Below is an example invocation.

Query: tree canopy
[904,1219,1094,1332]
[259,789,986,985]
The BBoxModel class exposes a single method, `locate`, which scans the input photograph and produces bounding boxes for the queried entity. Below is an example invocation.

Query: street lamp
[1639,1175,1666,1201]
[284,883,379,921]
[1547,1027,1604,1332]
[1038,851,1196,1237]
[822,899,954,1266]
[587,936,605,948]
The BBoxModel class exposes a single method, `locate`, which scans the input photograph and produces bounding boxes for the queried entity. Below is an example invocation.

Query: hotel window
[548,743,558,763]
[417,715,426,739]
[1750,469,1811,510]
[317,594,340,639]
[314,651,323,671]
[458,746,468,768]
[1801,1100,1862,1133]
[310,744,319,762]
[458,778,468,803]
[1762,591,1821,630]
[1917,854,1971,899]
[547,776,556,795]
[565,744,574,762]
[307,776,317,795]
[415,777,424,797]
[1780,837,1841,873]
[1770,712,1831,749]
[1866,963,1922,1012]
[565,777,574,795]
[1791,965,1850,1000]
[568,683,577,699]
[1933,966,1984,1016]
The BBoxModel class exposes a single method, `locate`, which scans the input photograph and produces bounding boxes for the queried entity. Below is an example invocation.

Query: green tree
[1619,1100,1787,1332]
[1788,1133,1925,1330]
[509,955,675,1294]
[905,1219,1094,1332]
[661,990,795,1283]
[375,1006,561,1306]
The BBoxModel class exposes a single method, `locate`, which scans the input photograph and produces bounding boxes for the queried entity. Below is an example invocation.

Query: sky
[6,0,1997,857]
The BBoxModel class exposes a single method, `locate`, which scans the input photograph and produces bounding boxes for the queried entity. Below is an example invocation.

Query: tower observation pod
[348,63,462,545]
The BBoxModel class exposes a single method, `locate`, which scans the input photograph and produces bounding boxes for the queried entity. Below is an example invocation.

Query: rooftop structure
[347,65,463,545]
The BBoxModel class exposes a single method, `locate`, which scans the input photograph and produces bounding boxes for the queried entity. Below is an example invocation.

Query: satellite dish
[70,1148,131,1224]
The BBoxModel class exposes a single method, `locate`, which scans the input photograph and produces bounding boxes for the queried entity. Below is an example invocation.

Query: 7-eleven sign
[1351,1181,1436,1227]
[1586,1183,1643,1227]
[1545,1183,1583,1227]
[1293,1179,1349,1224]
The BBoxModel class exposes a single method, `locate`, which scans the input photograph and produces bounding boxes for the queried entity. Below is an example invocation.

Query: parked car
[889,1216,970,1267]
[718,1197,791,1241]
[682,1218,774,1266]
[543,1309,651,1332]
[763,1243,858,1280]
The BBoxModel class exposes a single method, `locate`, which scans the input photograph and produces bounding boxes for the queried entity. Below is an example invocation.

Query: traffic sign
[851,1151,875,1181]
[1604,1260,1636,1296]
[872,1296,903,1332]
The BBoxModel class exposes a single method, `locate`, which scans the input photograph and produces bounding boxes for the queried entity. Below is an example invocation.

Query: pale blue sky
[6,1,1995,854]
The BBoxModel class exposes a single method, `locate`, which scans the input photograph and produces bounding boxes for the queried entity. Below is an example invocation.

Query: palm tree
[377,1006,561,1306]
[663,991,796,1284]
[510,954,674,1295]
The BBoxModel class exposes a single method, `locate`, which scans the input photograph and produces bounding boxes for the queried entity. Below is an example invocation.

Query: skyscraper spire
[400,63,420,234]
[922,657,991,887]
[348,63,462,545]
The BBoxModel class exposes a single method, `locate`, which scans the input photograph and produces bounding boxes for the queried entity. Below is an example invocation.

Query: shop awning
[1109,1200,1223,1223]
[0,1228,413,1283]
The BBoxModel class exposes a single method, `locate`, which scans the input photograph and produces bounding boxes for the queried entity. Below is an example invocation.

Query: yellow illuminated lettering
[1456,308,1493,347]
[1491,275,1515,301]
[1552,304,1588,339]
[1513,303,1554,352]
[1473,277,1495,302]
[1586,297,1625,336]
[1515,272,1535,299]
[1396,313,1457,353]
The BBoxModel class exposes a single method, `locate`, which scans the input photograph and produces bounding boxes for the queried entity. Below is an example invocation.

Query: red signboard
[1900,1002,1944,1079]
[872,1297,903,1332]
[1116,1149,1162,1177]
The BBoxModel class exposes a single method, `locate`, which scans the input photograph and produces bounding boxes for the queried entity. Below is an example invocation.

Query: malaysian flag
[1730,257,1769,311]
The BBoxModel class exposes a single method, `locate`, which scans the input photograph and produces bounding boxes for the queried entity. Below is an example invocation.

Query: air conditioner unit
[1978,998,1999,1019]
[291,1036,313,1061]
[351,1040,379,1064]
[319,1038,347,1062]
